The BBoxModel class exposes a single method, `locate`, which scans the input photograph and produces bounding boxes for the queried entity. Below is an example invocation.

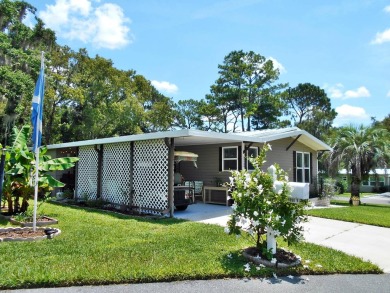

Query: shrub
[225,144,308,253]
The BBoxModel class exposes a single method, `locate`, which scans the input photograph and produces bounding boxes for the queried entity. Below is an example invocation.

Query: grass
[307,201,390,228]
[335,193,374,198]
[0,201,382,289]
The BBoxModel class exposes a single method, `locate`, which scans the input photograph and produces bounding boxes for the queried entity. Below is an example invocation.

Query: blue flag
[31,61,45,152]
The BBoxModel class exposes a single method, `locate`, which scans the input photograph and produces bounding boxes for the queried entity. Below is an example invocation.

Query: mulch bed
[0,229,46,238]
[243,246,301,268]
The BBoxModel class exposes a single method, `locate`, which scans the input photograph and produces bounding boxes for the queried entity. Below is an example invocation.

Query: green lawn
[0,201,382,289]
[335,193,375,198]
[307,201,390,228]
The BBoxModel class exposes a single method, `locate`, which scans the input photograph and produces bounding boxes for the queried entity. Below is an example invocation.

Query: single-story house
[339,169,390,192]
[47,127,332,216]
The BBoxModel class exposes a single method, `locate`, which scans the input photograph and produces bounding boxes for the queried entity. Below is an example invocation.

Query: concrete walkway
[175,202,390,273]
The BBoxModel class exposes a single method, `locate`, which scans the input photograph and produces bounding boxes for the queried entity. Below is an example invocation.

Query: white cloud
[268,57,286,74]
[151,80,179,94]
[324,84,370,99]
[39,0,132,49]
[371,28,390,45]
[385,5,390,13]
[336,104,368,119]
[325,83,344,99]
[334,104,370,126]
[387,90,390,97]
[344,86,370,99]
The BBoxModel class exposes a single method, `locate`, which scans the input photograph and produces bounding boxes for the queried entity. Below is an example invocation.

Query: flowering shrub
[225,143,308,253]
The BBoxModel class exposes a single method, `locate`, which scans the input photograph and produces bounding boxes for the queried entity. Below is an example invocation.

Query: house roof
[339,169,390,175]
[46,127,332,152]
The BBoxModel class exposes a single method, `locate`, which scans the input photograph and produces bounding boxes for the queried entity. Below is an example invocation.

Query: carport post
[166,138,175,217]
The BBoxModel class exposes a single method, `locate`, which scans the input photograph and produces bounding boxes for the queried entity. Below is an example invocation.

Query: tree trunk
[7,197,13,214]
[20,198,29,213]
[350,174,361,205]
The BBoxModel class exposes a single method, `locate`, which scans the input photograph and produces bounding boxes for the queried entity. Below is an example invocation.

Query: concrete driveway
[175,202,390,273]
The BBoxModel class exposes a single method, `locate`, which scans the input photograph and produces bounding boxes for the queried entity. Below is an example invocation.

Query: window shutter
[310,152,313,184]
[293,151,296,182]
[238,146,242,170]
[219,147,222,171]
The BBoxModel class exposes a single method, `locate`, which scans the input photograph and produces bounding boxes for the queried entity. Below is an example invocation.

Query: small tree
[3,125,79,213]
[225,144,307,257]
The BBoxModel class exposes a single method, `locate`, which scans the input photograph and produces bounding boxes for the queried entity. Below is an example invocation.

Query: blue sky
[27,0,390,126]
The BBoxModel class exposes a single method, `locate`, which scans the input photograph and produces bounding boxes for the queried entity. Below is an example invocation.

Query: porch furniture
[183,181,204,202]
[202,186,229,206]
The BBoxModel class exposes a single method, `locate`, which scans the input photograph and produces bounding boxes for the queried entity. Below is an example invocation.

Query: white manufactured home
[47,127,332,216]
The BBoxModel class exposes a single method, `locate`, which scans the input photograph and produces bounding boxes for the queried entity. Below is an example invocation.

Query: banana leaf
[40,157,79,171]
[10,125,30,150]
[40,174,66,188]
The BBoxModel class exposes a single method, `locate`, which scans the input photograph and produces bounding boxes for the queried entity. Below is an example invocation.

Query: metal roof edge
[47,129,192,149]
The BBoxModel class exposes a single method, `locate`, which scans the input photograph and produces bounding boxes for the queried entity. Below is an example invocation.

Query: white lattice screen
[76,146,98,199]
[133,139,169,212]
[102,142,132,205]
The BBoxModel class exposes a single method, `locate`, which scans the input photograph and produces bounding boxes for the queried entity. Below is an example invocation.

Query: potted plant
[351,196,360,206]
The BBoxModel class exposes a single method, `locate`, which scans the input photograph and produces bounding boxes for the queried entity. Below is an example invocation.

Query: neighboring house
[339,169,390,192]
[47,127,331,216]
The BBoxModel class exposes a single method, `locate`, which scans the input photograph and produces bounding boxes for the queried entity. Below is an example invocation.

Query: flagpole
[32,51,44,232]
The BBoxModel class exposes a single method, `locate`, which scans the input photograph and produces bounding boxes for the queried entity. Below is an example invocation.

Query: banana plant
[4,125,79,213]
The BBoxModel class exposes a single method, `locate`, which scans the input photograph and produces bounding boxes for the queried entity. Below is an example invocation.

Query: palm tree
[326,124,390,203]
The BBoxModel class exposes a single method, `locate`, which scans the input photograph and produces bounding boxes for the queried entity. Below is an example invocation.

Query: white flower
[305,259,311,263]
[285,175,289,181]
[256,266,261,270]
[271,258,277,264]
[275,215,280,221]
[252,220,259,226]
[244,263,251,272]
[227,253,233,259]
[237,193,242,198]
[231,203,238,211]
[281,220,286,226]
[253,211,259,217]
[316,264,323,268]
[303,265,309,269]
[224,227,230,234]
[229,177,234,186]
[287,275,294,279]
[253,177,258,183]
[272,272,277,279]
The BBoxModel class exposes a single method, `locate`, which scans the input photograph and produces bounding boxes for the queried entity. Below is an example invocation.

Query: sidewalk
[176,202,390,273]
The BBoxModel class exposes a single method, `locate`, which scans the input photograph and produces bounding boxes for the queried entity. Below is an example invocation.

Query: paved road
[2,274,390,293]
[334,192,390,205]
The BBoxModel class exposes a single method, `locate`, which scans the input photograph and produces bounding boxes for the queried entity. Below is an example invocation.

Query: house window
[222,146,238,171]
[246,147,259,171]
[363,176,385,187]
[296,152,310,183]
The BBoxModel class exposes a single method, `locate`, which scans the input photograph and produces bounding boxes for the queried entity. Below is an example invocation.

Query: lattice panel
[76,146,98,199]
[133,139,168,212]
[102,142,132,205]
